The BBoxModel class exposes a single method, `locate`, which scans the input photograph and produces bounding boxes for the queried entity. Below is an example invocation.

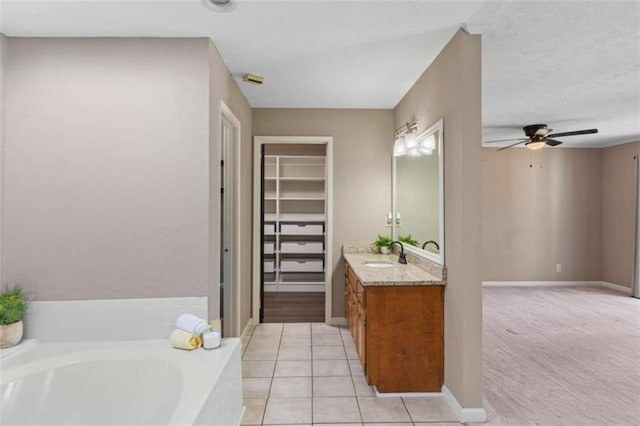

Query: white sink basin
[364,261,394,268]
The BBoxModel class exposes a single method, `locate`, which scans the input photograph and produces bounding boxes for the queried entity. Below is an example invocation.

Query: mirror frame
[392,118,444,265]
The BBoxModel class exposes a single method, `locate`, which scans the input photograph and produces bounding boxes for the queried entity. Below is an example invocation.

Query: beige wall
[394,29,483,408]
[482,148,603,281]
[208,42,253,332]
[0,34,6,284]
[602,141,640,288]
[3,38,211,300]
[252,108,394,318]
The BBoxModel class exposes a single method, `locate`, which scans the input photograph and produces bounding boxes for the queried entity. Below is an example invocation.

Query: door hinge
[220,187,224,194]
[221,160,224,166]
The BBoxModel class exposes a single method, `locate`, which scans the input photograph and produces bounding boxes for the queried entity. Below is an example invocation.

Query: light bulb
[393,136,407,157]
[408,147,420,157]
[526,141,546,151]
[420,134,436,151]
[405,131,417,149]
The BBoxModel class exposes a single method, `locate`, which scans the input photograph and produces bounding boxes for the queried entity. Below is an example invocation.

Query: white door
[221,117,235,334]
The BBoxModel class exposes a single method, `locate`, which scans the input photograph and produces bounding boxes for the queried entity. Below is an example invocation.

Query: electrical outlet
[556,264,562,273]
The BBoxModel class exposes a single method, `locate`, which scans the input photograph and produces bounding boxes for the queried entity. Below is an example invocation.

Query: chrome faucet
[389,241,408,264]
[422,240,440,251]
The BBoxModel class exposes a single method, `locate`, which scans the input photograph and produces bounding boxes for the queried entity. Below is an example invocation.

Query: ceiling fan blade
[497,140,527,151]
[545,139,563,147]
[547,128,598,138]
[484,138,527,143]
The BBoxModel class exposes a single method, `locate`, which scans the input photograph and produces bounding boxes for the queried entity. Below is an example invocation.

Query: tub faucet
[389,241,407,264]
[422,240,440,251]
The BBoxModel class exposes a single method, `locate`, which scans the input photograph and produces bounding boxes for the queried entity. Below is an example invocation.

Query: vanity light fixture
[393,121,418,157]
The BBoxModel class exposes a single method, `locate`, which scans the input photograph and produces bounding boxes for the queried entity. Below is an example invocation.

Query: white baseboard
[483,281,600,287]
[482,280,633,295]
[599,281,633,295]
[329,317,347,326]
[442,385,487,423]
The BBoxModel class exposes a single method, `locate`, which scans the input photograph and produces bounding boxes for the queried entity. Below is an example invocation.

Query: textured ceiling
[470,0,640,148]
[1,1,638,147]
[0,0,484,109]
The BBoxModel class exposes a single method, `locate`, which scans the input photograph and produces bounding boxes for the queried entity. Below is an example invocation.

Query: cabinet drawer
[280,259,323,272]
[281,224,323,235]
[264,223,276,235]
[263,261,275,273]
[264,242,275,254]
[281,241,323,254]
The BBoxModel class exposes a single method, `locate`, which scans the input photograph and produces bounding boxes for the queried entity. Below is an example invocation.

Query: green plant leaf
[0,286,27,326]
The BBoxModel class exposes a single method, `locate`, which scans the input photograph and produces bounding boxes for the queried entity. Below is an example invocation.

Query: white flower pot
[380,246,391,255]
[0,320,24,349]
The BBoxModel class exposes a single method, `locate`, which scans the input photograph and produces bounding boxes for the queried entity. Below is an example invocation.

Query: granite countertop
[343,252,445,286]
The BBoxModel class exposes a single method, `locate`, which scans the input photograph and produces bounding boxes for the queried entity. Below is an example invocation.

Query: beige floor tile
[242,360,276,378]
[263,397,312,424]
[313,359,351,376]
[402,396,458,422]
[283,323,310,333]
[357,397,411,423]
[344,343,359,360]
[351,375,375,396]
[277,346,311,360]
[312,333,344,346]
[253,323,283,337]
[280,336,311,347]
[311,323,341,335]
[312,345,346,360]
[269,377,312,398]
[413,423,462,425]
[242,348,279,361]
[363,423,414,426]
[248,336,281,349]
[241,398,266,425]
[274,360,312,377]
[362,424,414,426]
[313,376,356,397]
[320,424,362,426]
[242,377,272,399]
[348,358,365,376]
[312,397,361,423]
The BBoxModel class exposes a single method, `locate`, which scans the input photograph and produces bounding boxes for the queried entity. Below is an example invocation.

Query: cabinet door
[357,301,366,372]
[344,269,350,320]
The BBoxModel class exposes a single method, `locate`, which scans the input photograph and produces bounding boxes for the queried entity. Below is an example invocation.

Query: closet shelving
[263,155,327,293]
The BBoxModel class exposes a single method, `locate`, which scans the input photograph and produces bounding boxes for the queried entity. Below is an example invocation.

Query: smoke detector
[203,0,236,11]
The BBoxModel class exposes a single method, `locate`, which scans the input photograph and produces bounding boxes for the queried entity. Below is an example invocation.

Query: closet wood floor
[263,292,325,323]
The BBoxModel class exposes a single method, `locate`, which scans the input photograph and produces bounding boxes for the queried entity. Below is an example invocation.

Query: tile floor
[240,322,461,426]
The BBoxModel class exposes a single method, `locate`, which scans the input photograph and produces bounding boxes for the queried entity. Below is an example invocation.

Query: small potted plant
[399,235,419,248]
[0,286,27,349]
[372,235,393,254]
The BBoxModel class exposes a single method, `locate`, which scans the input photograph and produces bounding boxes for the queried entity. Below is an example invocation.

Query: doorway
[220,102,241,337]
[252,136,333,324]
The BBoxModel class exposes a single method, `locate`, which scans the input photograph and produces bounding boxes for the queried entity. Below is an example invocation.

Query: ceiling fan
[484,124,598,151]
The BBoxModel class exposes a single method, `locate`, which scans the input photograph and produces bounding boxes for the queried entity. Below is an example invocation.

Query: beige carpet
[476,286,640,425]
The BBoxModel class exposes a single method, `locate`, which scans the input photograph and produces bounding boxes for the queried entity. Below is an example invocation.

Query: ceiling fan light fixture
[525,140,546,151]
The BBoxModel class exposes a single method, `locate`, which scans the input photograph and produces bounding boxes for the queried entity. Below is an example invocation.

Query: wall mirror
[392,118,444,265]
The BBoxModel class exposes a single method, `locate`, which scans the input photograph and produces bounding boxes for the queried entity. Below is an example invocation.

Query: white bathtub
[0,338,243,425]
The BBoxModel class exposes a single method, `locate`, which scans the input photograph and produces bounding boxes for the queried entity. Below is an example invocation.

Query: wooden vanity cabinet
[344,262,444,393]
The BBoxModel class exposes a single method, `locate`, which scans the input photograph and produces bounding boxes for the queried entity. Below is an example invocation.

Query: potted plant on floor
[372,235,393,254]
[0,286,27,349]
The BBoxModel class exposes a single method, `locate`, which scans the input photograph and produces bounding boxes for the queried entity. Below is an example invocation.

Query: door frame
[252,136,334,324]
[220,101,242,336]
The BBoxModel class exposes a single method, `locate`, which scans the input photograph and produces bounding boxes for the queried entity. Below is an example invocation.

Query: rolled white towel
[176,313,209,335]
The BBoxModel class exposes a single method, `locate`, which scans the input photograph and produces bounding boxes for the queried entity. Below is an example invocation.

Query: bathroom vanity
[343,249,445,393]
